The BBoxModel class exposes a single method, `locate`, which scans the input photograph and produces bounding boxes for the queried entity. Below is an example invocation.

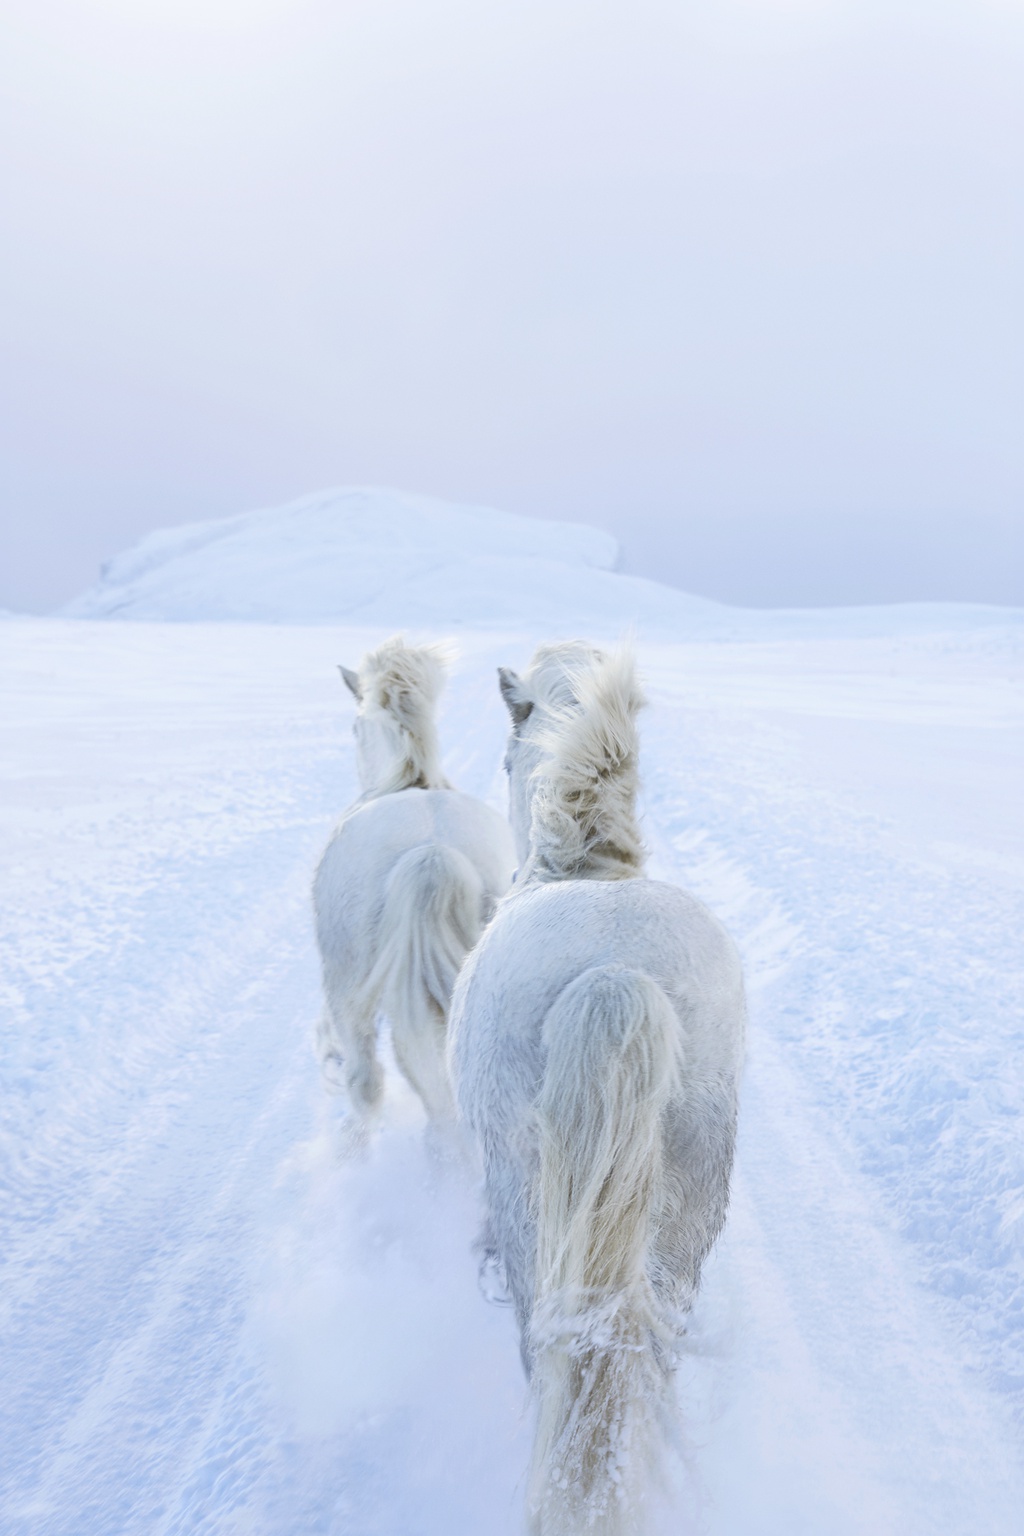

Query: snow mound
[61,484,1024,639]
[63,486,619,624]
[61,484,746,634]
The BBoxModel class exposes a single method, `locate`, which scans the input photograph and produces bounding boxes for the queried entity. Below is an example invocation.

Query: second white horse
[314,637,515,1130]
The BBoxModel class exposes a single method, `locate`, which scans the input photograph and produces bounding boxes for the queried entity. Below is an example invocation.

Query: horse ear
[339,665,362,702]
[498,667,533,727]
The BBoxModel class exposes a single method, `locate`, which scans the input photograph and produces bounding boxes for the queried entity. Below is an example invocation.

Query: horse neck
[522,806,644,884]
[363,716,452,799]
[518,700,646,884]
[514,756,645,882]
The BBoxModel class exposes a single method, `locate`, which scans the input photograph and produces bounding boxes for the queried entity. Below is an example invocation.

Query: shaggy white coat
[449,644,745,1536]
[314,637,516,1126]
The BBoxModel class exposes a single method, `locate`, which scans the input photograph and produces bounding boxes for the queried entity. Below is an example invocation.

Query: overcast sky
[2,0,1022,612]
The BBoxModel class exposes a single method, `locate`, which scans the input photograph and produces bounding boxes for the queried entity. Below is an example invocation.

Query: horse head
[498,641,645,882]
[341,636,455,797]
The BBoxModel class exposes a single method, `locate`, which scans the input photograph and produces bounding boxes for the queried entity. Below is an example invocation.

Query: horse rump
[359,842,485,1122]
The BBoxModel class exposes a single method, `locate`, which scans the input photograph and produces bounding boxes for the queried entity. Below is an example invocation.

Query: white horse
[448,643,745,1536]
[314,637,516,1133]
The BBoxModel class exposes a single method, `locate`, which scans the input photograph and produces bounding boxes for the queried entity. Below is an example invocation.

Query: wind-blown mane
[526,647,646,883]
[356,636,454,795]
[520,640,606,714]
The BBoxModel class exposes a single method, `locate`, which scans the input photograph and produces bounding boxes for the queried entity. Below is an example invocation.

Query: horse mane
[358,636,454,793]
[526,646,646,883]
[520,641,607,715]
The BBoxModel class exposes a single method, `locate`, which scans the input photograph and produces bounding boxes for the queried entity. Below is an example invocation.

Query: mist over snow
[3,0,1023,612]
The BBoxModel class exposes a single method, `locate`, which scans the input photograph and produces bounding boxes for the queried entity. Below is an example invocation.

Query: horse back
[314,788,515,962]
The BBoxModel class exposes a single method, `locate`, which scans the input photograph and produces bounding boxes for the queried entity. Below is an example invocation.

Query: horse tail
[360,843,484,1121]
[529,965,682,1536]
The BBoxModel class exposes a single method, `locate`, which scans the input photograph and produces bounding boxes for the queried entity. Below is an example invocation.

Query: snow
[3,493,1023,1532]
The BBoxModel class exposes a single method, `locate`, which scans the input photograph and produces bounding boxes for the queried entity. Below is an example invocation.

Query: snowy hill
[63,485,725,630]
[62,485,1022,643]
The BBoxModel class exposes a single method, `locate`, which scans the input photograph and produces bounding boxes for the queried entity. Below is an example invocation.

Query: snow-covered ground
[2,494,1022,1533]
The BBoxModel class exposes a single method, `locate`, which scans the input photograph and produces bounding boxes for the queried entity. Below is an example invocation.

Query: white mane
[355,636,454,795]
[524,646,647,883]
[521,640,606,713]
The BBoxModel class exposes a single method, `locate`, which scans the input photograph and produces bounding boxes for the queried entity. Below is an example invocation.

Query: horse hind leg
[317,972,384,1119]
[656,1086,738,1316]
[389,999,455,1125]
[367,843,482,1126]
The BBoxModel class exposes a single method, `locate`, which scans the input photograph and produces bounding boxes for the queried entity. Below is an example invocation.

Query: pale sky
[2,0,1022,611]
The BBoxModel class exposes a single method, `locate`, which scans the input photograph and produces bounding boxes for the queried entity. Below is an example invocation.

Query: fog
[2,0,1022,612]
